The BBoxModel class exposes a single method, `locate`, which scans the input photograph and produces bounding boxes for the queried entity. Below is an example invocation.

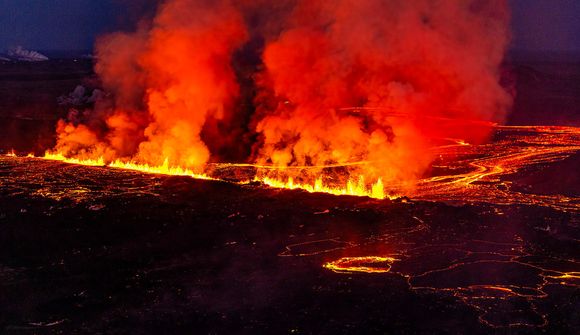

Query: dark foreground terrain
[0,58,579,334]
[1,125,579,334]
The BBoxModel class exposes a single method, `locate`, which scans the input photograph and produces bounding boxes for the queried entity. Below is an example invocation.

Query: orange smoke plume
[252,0,512,190]
[50,0,247,171]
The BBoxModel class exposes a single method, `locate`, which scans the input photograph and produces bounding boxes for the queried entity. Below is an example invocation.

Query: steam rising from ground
[50,0,512,190]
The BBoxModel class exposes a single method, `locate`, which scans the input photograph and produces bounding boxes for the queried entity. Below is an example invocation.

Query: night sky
[0,0,579,52]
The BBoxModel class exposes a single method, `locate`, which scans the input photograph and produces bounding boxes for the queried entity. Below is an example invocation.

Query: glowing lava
[43,152,213,180]
[109,159,213,180]
[43,152,105,167]
[257,176,389,200]
[323,256,397,273]
[8,125,580,204]
[41,152,390,199]
[414,125,580,212]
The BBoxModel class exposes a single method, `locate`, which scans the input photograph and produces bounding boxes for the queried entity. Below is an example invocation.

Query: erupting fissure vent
[44,0,512,198]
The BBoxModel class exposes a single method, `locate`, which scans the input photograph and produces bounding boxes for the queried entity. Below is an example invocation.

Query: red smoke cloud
[50,0,512,191]
[252,0,511,188]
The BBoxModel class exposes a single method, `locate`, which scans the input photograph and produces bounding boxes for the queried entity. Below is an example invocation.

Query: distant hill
[0,46,49,62]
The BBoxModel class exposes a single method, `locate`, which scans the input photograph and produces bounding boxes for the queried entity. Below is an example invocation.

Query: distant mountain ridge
[0,46,49,62]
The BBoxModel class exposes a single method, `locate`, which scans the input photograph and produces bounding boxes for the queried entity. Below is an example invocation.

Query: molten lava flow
[323,256,397,274]
[35,124,580,205]
[257,175,389,200]
[109,159,213,180]
[44,152,105,167]
[41,150,385,198]
[413,125,580,212]
[42,152,212,180]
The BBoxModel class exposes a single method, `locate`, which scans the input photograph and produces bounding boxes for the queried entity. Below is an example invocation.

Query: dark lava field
[0,58,579,334]
[1,126,579,334]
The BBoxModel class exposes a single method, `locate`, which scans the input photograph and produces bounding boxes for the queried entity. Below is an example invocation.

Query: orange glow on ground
[323,256,397,273]
[40,152,391,199]
[256,176,390,200]
[42,152,213,180]
[43,152,105,167]
[6,125,580,204]
[109,159,213,180]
